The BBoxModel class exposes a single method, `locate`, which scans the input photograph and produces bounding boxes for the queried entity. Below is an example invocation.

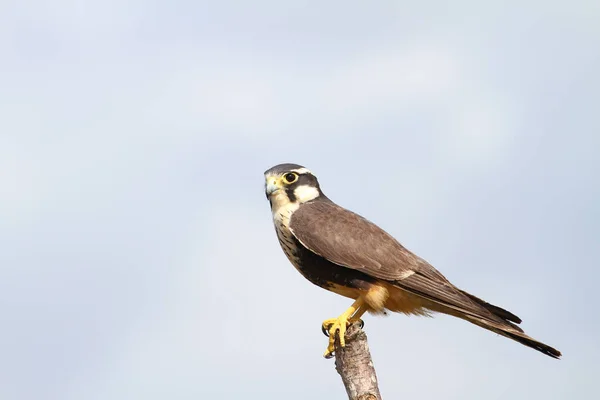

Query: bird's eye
[283,173,298,184]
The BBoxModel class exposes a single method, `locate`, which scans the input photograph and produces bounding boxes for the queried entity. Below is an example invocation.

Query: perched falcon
[264,163,561,359]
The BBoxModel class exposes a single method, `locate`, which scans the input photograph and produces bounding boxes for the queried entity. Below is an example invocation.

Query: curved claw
[320,299,367,359]
[322,318,365,339]
[322,318,350,358]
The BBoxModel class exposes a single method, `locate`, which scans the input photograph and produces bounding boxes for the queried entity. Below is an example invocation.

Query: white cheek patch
[294,185,320,203]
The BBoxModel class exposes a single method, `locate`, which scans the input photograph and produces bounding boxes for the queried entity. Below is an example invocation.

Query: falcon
[264,163,561,359]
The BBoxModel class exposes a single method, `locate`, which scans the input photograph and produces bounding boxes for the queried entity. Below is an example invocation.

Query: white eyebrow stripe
[290,167,312,175]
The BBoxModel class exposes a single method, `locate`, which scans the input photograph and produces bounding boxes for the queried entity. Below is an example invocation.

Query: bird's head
[264,163,323,211]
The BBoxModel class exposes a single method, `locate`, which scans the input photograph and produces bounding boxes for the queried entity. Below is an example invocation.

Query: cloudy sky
[1,1,599,399]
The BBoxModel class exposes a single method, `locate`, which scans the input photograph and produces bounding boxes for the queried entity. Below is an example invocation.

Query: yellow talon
[322,317,349,357]
[321,298,367,358]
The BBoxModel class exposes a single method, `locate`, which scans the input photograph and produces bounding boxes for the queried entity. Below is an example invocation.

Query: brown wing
[289,200,521,325]
[289,200,428,280]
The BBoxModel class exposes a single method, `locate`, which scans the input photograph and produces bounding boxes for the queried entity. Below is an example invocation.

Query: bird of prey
[264,163,561,359]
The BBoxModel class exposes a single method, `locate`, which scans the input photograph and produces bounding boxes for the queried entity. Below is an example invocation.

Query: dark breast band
[290,235,377,291]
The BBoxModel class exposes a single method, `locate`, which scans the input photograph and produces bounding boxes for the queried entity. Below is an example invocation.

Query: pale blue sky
[1,1,599,399]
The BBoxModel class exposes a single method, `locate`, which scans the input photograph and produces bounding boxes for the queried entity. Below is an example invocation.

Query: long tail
[464,315,561,359]
[458,290,562,359]
[390,273,562,359]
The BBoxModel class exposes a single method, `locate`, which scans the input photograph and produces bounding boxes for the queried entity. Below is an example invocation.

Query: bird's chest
[272,205,303,269]
[271,204,340,289]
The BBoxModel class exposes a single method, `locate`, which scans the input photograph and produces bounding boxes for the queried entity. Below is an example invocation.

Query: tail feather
[452,290,562,358]
[389,277,562,359]
[465,315,562,359]
[413,287,562,359]
[459,290,523,325]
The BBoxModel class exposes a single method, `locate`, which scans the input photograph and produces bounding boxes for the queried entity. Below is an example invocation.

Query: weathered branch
[332,321,382,400]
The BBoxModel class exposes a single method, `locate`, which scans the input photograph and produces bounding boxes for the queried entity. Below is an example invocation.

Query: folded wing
[289,200,520,327]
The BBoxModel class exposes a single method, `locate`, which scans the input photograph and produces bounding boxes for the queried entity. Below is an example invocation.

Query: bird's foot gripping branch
[321,297,368,358]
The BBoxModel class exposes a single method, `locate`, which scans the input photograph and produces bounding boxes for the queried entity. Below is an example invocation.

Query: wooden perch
[331,321,382,400]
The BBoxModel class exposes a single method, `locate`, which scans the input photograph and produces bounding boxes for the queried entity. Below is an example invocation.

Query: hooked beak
[265,180,280,198]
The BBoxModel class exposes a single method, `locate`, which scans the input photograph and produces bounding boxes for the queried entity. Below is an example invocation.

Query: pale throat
[270,191,299,218]
[270,184,320,226]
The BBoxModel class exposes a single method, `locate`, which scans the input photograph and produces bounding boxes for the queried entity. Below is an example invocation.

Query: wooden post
[331,321,383,400]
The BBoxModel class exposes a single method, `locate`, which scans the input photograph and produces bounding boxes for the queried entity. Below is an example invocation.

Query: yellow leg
[321,297,368,358]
